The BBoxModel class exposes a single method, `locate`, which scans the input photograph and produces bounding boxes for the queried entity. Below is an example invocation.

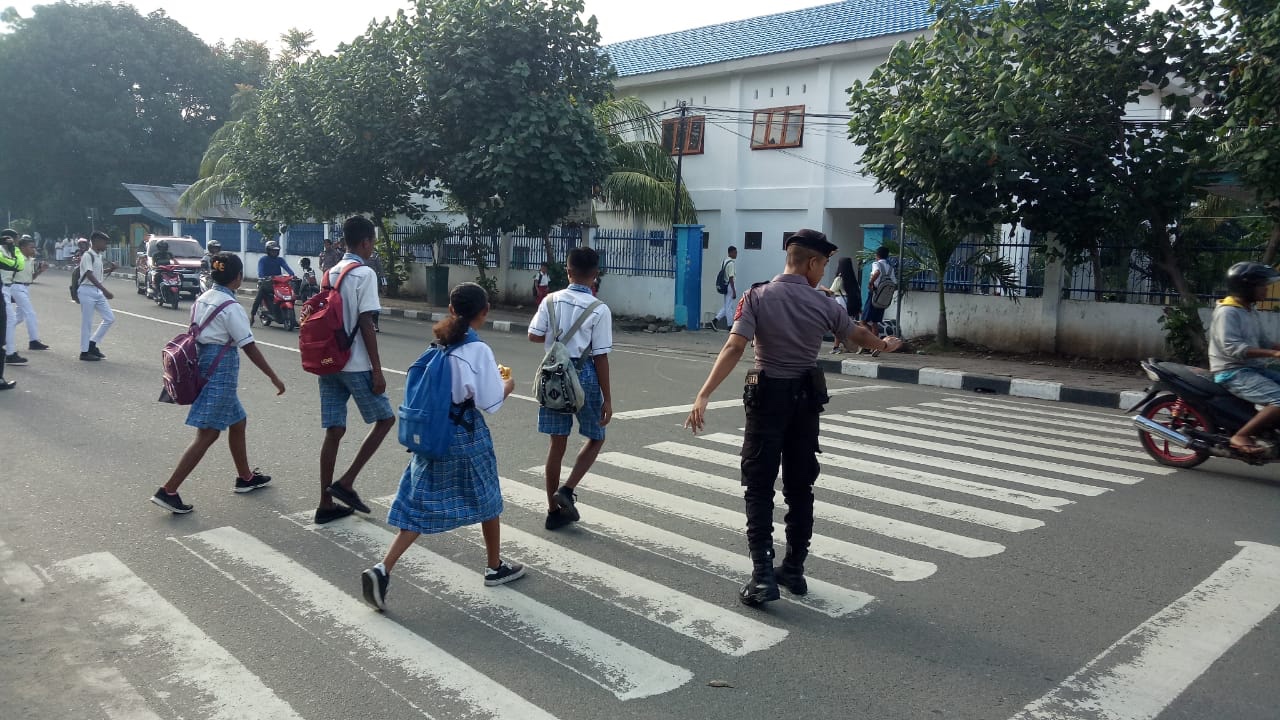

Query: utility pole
[670,101,689,232]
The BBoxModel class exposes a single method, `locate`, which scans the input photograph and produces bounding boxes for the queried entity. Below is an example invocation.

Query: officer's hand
[600,400,613,427]
[883,336,904,353]
[684,396,709,434]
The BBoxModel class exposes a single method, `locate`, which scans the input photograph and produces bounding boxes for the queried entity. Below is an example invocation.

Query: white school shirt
[871,258,896,286]
[79,249,103,285]
[327,255,381,373]
[722,257,736,281]
[191,288,255,348]
[528,287,612,359]
[535,271,550,287]
[449,340,506,413]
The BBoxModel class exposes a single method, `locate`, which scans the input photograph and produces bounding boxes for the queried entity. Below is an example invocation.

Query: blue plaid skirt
[387,406,504,534]
[185,343,245,431]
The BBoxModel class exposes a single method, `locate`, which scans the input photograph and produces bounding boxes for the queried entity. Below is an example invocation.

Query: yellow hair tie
[211,260,225,272]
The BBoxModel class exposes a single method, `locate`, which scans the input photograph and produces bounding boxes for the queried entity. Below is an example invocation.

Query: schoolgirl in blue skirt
[149,253,287,514]
[362,283,522,611]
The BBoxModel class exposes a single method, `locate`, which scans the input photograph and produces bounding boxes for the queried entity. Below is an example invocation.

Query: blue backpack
[398,333,479,458]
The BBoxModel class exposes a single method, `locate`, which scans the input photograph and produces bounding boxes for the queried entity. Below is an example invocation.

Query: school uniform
[387,329,506,534]
[186,286,255,430]
[76,249,115,352]
[527,284,612,440]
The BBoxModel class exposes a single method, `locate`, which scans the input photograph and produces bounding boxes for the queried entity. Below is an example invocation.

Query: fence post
[496,231,512,301]
[238,221,249,267]
[1038,235,1066,353]
[171,219,182,236]
[204,220,214,247]
[673,224,705,330]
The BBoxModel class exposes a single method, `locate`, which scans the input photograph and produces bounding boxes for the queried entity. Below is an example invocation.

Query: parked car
[134,236,203,299]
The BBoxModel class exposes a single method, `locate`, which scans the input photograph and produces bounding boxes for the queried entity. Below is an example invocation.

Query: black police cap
[785,229,838,256]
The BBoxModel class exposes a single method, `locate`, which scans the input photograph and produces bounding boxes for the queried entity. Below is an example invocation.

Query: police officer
[0,228,25,389]
[685,229,903,605]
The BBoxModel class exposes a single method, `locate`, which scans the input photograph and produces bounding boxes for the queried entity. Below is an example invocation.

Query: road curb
[815,357,1146,412]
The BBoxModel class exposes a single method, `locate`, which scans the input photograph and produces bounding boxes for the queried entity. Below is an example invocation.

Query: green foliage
[377,219,409,297]
[0,3,232,233]
[1159,303,1208,365]
[594,96,697,226]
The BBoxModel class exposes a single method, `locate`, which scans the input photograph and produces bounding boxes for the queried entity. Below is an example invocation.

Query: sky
[5,0,844,51]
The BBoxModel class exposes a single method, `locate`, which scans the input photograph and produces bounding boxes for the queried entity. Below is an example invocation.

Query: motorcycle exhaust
[1133,415,1192,448]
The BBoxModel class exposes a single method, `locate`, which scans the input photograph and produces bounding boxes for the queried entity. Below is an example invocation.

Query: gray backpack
[535,297,603,413]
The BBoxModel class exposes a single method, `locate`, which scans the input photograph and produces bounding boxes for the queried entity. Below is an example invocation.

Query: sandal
[1230,438,1266,457]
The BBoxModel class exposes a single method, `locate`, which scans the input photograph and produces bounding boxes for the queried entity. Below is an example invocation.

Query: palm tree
[888,207,1020,347]
[178,86,258,219]
[593,96,697,226]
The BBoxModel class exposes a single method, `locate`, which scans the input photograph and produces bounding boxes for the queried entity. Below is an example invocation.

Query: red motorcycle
[153,265,182,310]
[257,275,298,331]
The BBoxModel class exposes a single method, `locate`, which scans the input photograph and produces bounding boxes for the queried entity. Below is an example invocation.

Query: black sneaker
[554,486,580,522]
[483,560,526,587]
[150,488,193,514]
[709,318,719,332]
[314,505,355,525]
[361,565,390,611]
[88,344,105,359]
[327,483,370,514]
[233,469,272,494]
[0,379,14,390]
[28,341,49,351]
[544,509,574,531]
[5,353,27,365]
[79,352,100,361]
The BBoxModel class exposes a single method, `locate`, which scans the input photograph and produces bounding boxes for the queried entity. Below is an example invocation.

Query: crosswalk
[8,394,1158,719]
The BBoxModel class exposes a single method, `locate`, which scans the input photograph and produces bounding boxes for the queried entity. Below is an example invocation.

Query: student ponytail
[433,282,489,346]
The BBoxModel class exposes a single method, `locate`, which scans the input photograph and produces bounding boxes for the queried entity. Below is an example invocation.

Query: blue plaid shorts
[538,359,606,441]
[319,371,394,428]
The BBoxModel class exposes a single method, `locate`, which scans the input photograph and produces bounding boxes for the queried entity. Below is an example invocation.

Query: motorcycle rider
[1210,261,1280,455]
[201,239,223,272]
[150,239,177,297]
[250,240,295,326]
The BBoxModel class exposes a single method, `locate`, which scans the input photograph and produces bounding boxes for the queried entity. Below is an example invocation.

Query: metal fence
[391,226,675,278]
[1063,243,1258,304]
[904,237,1047,298]
[211,223,242,252]
[593,228,674,278]
[288,223,326,257]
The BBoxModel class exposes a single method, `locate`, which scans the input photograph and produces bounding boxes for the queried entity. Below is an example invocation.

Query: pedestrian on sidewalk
[0,229,23,390]
[533,262,550,304]
[528,246,613,530]
[150,253,287,514]
[8,236,49,352]
[711,246,737,331]
[319,237,343,274]
[76,232,116,361]
[362,283,524,611]
[826,257,861,354]
[1,232,27,366]
[315,216,395,525]
[684,229,902,606]
[861,245,896,344]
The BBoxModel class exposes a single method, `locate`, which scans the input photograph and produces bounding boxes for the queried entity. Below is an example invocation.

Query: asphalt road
[2,278,1279,720]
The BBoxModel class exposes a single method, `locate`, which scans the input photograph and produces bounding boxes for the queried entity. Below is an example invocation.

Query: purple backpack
[161,299,237,405]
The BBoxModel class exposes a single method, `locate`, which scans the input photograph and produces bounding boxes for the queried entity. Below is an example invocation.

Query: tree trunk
[1153,230,1207,360]
[936,282,949,346]
[1263,217,1280,267]
[1090,244,1104,302]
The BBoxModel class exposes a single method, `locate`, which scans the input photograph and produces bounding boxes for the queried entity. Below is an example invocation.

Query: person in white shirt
[77,231,117,360]
[711,246,738,331]
[315,215,395,525]
[861,245,897,340]
[533,262,551,304]
[527,247,613,530]
[149,253,287,514]
[7,236,49,352]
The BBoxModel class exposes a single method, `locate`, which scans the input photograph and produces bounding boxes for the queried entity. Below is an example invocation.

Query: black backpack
[715,259,730,295]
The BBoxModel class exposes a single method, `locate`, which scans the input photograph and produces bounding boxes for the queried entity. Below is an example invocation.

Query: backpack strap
[323,261,365,349]
[192,299,239,382]
[560,299,604,355]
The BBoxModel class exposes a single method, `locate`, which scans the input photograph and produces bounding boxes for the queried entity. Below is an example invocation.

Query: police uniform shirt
[732,274,856,379]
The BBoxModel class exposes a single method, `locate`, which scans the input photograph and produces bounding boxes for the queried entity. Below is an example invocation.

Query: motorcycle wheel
[136,281,146,295]
[1137,394,1211,468]
[170,293,179,310]
[285,309,297,332]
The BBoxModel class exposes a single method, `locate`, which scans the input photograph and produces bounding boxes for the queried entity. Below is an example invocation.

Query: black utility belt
[743,367,829,408]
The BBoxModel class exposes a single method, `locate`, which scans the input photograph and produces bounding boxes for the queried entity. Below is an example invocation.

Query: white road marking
[0,536,44,597]
[54,551,305,720]
[600,452,1004,558]
[900,405,1136,446]
[76,665,164,720]
[857,409,1146,459]
[808,434,1109,497]
[1010,541,1280,720]
[926,400,1135,438]
[181,527,561,720]
[941,397,1133,427]
[651,441,1045,531]
[829,414,1167,474]
[698,433,1071,512]
[519,470,937,582]
[492,482,873,618]
[286,513,690,700]
[611,385,892,421]
[820,422,1145,485]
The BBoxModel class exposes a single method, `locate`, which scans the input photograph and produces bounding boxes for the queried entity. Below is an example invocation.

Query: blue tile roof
[604,0,934,78]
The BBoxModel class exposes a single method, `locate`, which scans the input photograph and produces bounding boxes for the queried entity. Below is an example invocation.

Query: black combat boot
[774,546,808,596]
[739,548,780,606]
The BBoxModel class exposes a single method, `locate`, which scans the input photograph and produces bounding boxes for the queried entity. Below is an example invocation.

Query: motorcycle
[153,265,182,310]
[294,268,319,304]
[257,275,297,331]
[199,269,215,294]
[1130,358,1279,467]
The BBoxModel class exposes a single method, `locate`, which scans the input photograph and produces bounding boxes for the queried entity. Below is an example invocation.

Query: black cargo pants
[739,373,823,555]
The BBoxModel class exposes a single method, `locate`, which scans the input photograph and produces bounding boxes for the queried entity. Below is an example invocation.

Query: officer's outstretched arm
[685,333,750,434]
[847,325,902,353]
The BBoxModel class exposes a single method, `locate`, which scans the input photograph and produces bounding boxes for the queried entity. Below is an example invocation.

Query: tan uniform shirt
[731,273,855,379]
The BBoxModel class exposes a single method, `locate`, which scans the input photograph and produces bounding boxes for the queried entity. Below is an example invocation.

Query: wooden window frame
[661,115,706,156]
[750,105,805,150]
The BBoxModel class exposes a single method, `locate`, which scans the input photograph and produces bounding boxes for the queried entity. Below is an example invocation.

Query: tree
[214,38,272,89]
[0,3,233,232]
[594,96,696,226]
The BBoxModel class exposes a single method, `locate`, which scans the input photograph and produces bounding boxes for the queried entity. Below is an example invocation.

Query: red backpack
[299,262,362,375]
[161,300,237,405]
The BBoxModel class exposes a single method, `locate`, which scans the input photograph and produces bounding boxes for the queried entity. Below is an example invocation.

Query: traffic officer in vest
[0,228,26,389]
[685,228,903,606]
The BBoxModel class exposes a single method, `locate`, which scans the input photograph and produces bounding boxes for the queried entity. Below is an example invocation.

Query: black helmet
[1226,262,1280,297]
[155,239,170,253]
[207,240,222,252]
[265,240,280,254]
